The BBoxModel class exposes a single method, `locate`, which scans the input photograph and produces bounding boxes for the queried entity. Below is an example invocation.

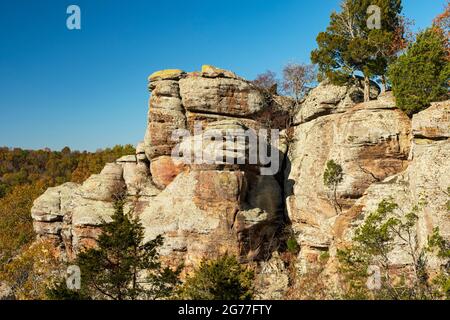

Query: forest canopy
[0,145,135,264]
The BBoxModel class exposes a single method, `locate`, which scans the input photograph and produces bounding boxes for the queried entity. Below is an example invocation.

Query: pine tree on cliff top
[311,0,404,101]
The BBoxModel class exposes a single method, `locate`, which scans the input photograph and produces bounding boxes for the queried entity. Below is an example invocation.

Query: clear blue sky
[0,0,446,151]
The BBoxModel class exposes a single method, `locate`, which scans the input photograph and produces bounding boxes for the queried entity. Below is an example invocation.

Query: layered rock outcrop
[32,155,159,260]
[285,91,411,262]
[31,66,449,297]
[32,66,289,267]
[338,102,450,260]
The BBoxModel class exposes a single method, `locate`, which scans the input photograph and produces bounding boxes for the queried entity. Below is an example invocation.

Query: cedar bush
[388,28,449,116]
[180,254,254,300]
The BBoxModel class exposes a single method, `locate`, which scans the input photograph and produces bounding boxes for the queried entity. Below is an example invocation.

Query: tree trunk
[380,75,386,94]
[364,75,370,102]
[333,183,342,214]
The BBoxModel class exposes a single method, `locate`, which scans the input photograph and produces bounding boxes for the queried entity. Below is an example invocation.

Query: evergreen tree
[388,28,449,116]
[311,0,404,101]
[46,281,91,300]
[180,254,254,300]
[74,199,181,300]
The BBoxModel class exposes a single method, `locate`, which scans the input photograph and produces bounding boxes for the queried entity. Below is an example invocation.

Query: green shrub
[388,28,449,116]
[180,254,254,300]
[286,237,300,254]
[338,198,450,300]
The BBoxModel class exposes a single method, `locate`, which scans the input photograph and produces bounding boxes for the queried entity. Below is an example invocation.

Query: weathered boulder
[116,155,159,197]
[179,76,267,117]
[136,141,147,162]
[31,152,160,259]
[77,163,125,201]
[178,120,250,171]
[150,155,186,189]
[140,169,283,268]
[412,101,450,139]
[143,66,290,165]
[140,170,240,267]
[31,182,79,223]
[200,65,239,79]
[144,75,187,160]
[148,69,185,83]
[294,80,380,125]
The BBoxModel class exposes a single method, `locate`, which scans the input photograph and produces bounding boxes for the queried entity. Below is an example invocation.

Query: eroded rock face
[412,101,450,139]
[141,170,241,267]
[32,66,289,266]
[286,86,449,275]
[294,80,380,125]
[144,78,186,160]
[179,77,267,117]
[31,148,161,259]
[139,165,283,268]
[286,92,411,253]
[339,102,450,251]
[31,66,449,296]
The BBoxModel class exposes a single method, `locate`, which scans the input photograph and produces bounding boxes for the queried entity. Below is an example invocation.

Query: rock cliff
[32,66,290,267]
[31,66,449,296]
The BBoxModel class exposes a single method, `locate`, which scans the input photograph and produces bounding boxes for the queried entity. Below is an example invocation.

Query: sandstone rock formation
[338,102,450,264]
[285,90,411,264]
[32,66,289,267]
[31,66,449,298]
[31,154,160,260]
[284,86,449,285]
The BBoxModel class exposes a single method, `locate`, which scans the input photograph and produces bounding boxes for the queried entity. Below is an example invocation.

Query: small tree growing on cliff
[179,254,254,300]
[282,63,316,106]
[252,70,279,94]
[324,160,344,214]
[337,198,450,300]
[72,199,181,300]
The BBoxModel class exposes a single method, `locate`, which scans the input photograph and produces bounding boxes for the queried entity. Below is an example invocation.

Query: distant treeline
[0,145,135,263]
[0,145,135,198]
